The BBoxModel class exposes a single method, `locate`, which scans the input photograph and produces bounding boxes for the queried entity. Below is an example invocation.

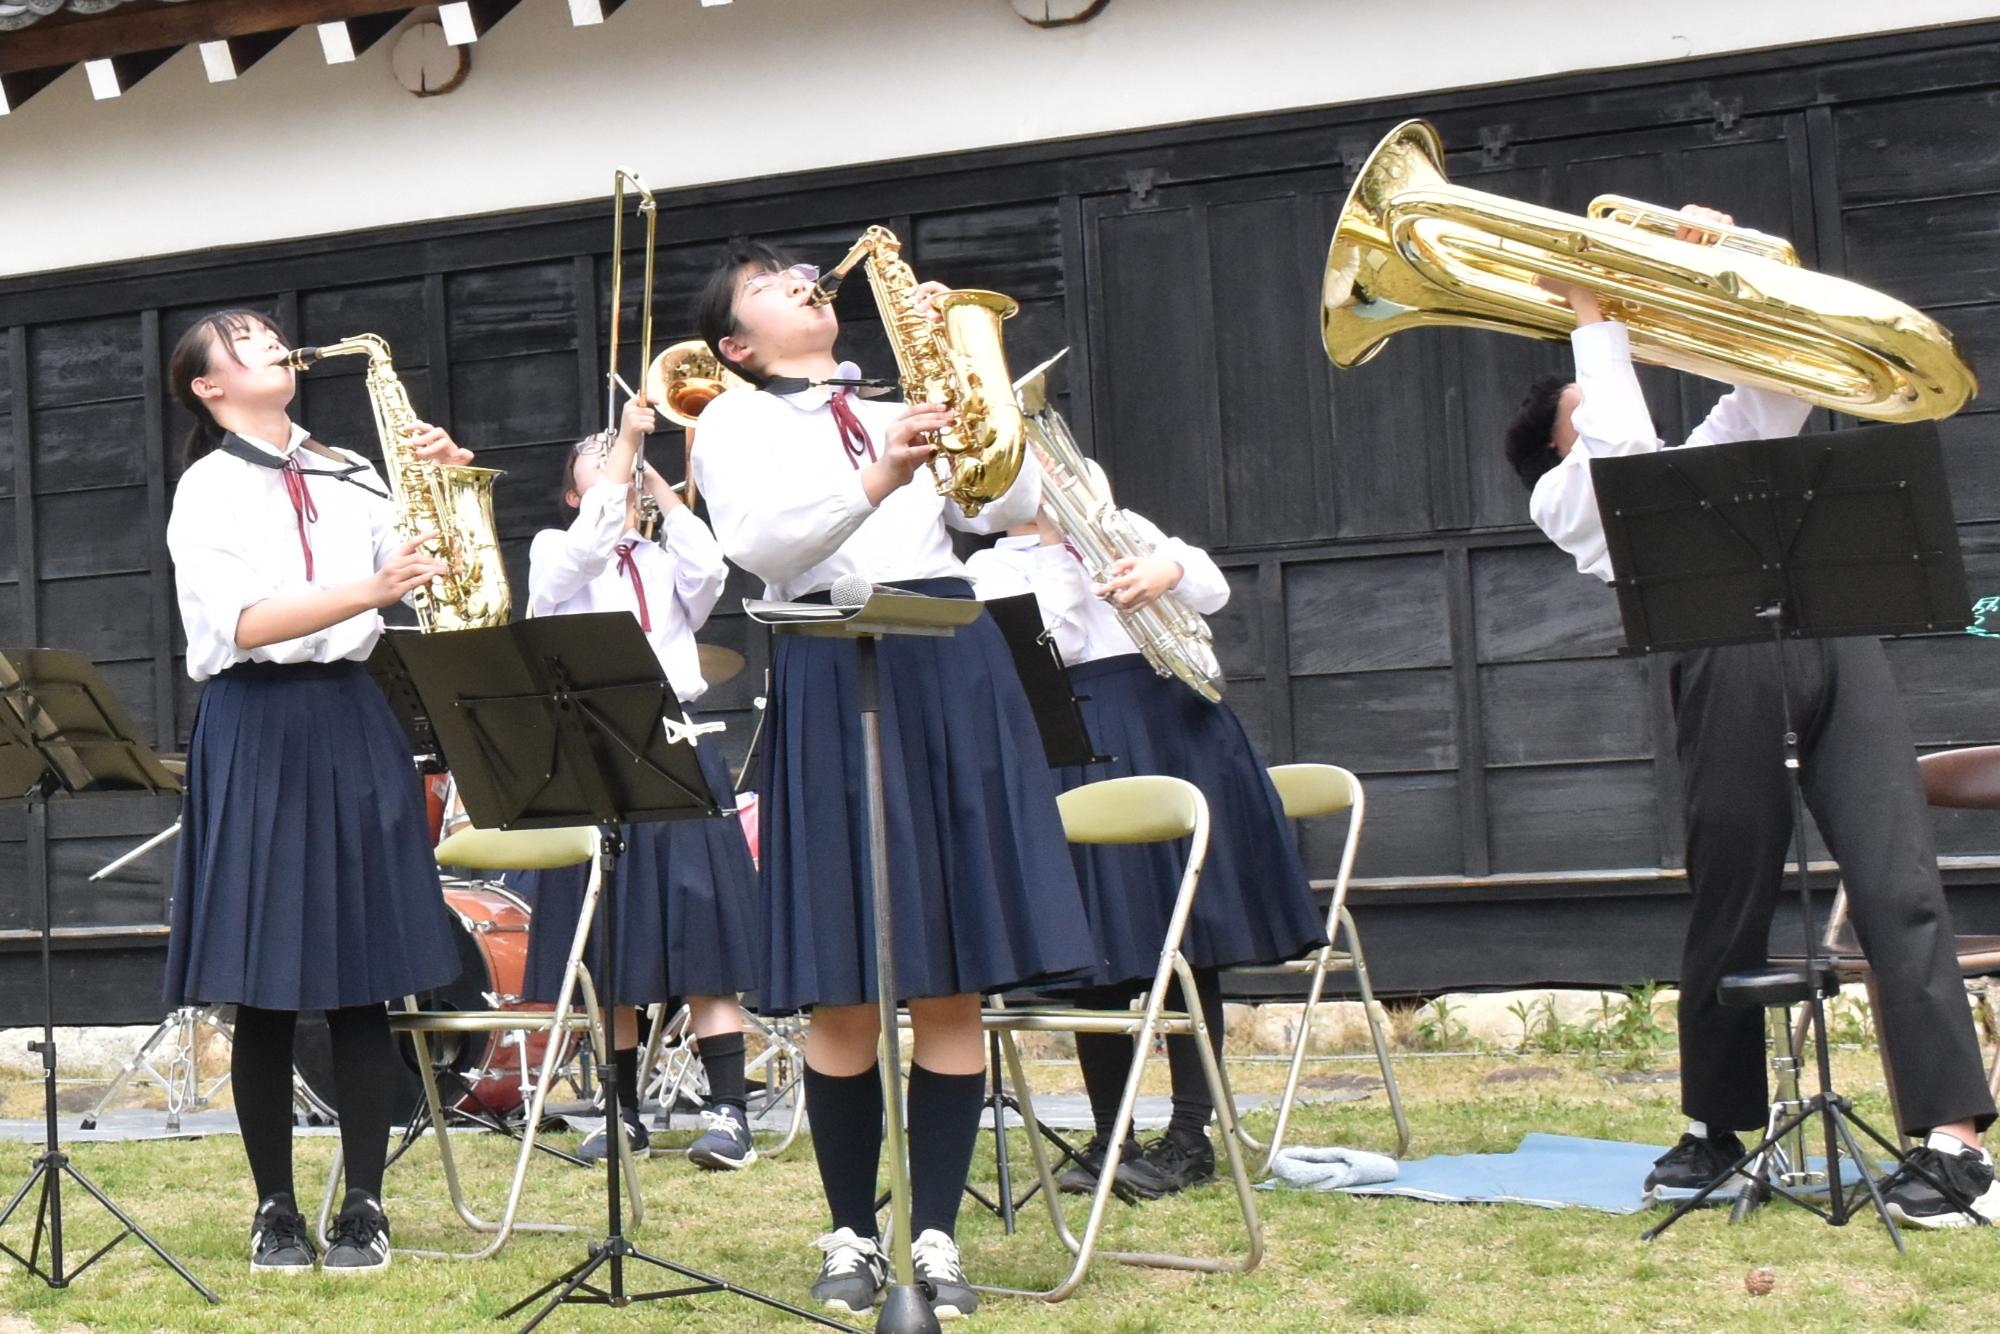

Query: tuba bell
[1320,119,1978,422]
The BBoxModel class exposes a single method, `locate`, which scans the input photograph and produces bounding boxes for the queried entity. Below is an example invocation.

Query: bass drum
[293,879,577,1122]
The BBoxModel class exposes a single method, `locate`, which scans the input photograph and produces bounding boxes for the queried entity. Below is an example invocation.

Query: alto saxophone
[812,226,1025,517]
[1015,353,1225,703]
[282,334,511,632]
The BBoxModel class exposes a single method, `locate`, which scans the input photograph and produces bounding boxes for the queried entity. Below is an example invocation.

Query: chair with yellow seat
[316,824,645,1261]
[979,774,1262,1304]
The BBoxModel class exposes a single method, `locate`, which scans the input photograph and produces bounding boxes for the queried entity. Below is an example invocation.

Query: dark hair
[1503,375,1570,491]
[694,241,800,389]
[169,308,287,466]
[555,431,610,525]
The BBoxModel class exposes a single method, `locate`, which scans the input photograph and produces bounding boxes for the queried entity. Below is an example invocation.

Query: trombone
[605,169,744,522]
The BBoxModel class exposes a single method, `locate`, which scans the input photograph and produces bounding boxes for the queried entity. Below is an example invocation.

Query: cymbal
[699,644,746,686]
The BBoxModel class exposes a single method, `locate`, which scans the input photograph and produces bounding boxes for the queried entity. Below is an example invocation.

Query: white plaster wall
[2,0,1996,278]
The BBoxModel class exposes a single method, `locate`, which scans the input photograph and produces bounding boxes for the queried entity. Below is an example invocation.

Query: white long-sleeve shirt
[965,519,1229,666]
[527,479,728,704]
[1529,321,1814,582]
[168,422,407,681]
[689,381,1042,601]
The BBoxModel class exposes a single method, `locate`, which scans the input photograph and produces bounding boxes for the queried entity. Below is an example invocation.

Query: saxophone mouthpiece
[279,346,317,371]
[809,275,841,308]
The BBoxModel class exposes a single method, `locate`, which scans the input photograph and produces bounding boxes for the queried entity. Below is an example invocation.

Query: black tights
[1070,967,1225,1141]
[231,1004,401,1204]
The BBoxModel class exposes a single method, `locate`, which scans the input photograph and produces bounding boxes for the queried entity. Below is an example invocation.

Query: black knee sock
[1070,984,1140,1140]
[612,1045,640,1117]
[698,1032,748,1112]
[804,1063,883,1238]
[1166,969,1226,1143]
[325,1004,399,1200]
[907,1064,987,1241]
[231,1005,299,1206]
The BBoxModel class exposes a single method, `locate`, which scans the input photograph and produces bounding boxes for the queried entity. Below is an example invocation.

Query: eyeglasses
[573,430,616,457]
[741,263,820,297]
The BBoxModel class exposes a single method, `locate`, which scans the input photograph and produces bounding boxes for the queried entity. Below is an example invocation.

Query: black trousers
[1672,636,1995,1136]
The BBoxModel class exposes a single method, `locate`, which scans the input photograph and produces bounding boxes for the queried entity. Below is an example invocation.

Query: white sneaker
[911,1228,978,1320]
[810,1227,886,1314]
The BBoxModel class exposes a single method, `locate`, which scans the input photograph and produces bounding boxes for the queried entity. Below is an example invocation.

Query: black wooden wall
[4,23,1999,1020]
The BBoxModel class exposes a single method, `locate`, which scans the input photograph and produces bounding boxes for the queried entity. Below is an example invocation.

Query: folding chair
[981,774,1262,1303]
[317,824,646,1260]
[1227,763,1408,1170]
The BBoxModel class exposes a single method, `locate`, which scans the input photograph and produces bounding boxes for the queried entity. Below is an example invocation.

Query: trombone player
[1505,204,1998,1227]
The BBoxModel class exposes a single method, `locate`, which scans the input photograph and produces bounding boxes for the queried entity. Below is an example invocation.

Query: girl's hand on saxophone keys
[911,281,952,323]
[405,421,475,466]
[1097,554,1184,613]
[862,404,949,505]
[366,531,451,608]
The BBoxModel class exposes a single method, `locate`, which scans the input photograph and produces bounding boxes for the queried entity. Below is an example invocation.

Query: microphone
[830,573,875,608]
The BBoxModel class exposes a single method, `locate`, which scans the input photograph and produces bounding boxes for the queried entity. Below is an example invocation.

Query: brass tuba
[283,335,510,632]
[643,339,746,513]
[1321,119,1978,422]
[812,226,1026,516]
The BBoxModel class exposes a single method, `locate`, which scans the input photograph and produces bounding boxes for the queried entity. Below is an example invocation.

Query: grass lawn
[0,1048,1991,1332]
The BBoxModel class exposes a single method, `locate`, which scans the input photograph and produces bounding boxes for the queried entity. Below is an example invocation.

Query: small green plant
[1591,983,1674,1069]
[1825,992,1876,1048]
[1411,996,1469,1051]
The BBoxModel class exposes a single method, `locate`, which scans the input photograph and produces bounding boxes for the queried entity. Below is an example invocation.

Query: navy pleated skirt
[1057,654,1325,987]
[509,736,762,1006]
[760,578,1096,1012]
[163,660,463,1012]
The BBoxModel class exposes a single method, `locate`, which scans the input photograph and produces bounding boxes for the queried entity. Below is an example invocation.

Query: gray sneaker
[810,1227,886,1314]
[578,1112,651,1164]
[911,1228,978,1320]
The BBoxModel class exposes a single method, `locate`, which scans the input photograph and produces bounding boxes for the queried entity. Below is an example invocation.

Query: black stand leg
[1645,612,1987,1250]
[955,1032,1083,1231]
[501,829,854,1332]
[0,788,216,1303]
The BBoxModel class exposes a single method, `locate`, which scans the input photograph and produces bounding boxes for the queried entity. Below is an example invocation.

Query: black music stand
[0,649,216,1303]
[1584,424,1983,1251]
[746,588,988,1334]
[377,618,853,1332]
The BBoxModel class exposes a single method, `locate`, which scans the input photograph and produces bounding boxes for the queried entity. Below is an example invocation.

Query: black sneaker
[810,1227,886,1315]
[911,1228,978,1321]
[1883,1135,2000,1229]
[322,1192,392,1275]
[579,1112,651,1164]
[1114,1128,1216,1201]
[1643,1131,1748,1196]
[248,1194,316,1275]
[687,1105,758,1171]
[1057,1132,1141,1195]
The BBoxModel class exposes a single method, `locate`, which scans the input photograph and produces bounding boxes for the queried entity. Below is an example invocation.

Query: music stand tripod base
[0,648,216,1303]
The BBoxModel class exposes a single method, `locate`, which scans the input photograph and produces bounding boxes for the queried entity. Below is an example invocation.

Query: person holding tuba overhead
[690,239,1093,1320]
[1505,206,1998,1227]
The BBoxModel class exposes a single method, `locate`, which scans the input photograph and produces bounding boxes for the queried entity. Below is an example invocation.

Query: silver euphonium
[1015,352,1224,703]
